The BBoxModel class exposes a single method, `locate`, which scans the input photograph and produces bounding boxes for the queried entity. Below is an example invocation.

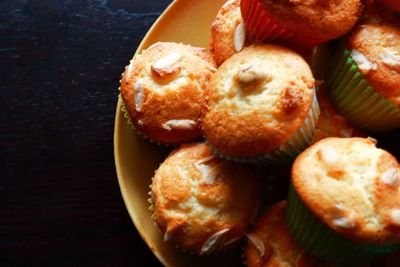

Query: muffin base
[326,42,400,133]
[208,92,319,166]
[285,185,400,266]
[120,97,203,146]
[240,0,320,48]
[120,97,184,147]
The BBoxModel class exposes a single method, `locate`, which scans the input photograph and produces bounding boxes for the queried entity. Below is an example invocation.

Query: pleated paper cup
[240,0,320,49]
[119,96,180,147]
[326,42,400,133]
[208,92,320,166]
[285,185,400,266]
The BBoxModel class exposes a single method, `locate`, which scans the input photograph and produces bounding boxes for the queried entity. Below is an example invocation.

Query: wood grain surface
[0,0,172,266]
[2,0,400,266]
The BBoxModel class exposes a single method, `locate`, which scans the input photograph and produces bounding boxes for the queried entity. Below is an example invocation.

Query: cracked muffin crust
[151,143,261,254]
[120,42,217,144]
[202,44,315,158]
[246,201,336,267]
[292,137,400,244]
[346,7,400,103]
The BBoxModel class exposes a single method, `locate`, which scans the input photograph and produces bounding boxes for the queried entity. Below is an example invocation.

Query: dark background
[1,0,172,266]
[2,0,400,266]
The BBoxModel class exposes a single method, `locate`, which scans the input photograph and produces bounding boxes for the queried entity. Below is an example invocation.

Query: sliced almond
[351,49,377,73]
[234,21,246,52]
[381,47,400,67]
[194,162,221,185]
[151,52,182,78]
[332,205,357,229]
[200,229,230,255]
[193,155,218,185]
[206,64,217,73]
[367,136,378,145]
[164,223,182,242]
[317,146,338,165]
[133,82,145,112]
[390,209,400,226]
[163,232,171,242]
[381,167,400,187]
[332,216,355,229]
[247,233,265,257]
[125,60,134,82]
[162,119,196,131]
[197,155,216,165]
[236,64,270,87]
[334,204,346,211]
[221,0,233,9]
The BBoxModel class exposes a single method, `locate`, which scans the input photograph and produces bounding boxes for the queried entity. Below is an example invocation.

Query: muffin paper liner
[119,96,174,147]
[285,185,400,266]
[240,0,320,48]
[209,91,319,166]
[326,43,400,133]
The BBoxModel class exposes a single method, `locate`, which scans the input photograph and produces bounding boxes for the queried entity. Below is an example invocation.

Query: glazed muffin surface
[246,201,335,267]
[120,42,216,144]
[203,44,315,157]
[292,137,400,244]
[346,9,400,101]
[151,143,260,254]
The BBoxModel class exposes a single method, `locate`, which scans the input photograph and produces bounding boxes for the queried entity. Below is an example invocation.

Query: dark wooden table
[1,0,172,266]
[2,0,400,266]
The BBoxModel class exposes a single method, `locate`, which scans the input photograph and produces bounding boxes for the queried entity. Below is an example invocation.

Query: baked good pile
[119,0,400,265]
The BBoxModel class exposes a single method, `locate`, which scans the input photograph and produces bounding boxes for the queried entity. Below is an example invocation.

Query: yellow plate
[113,1,399,266]
[114,0,244,266]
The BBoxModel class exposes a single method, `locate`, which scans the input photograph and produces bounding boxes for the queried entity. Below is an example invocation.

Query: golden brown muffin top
[151,143,260,254]
[311,82,365,144]
[203,44,315,157]
[292,137,400,244]
[246,201,336,267]
[261,0,363,44]
[120,42,216,143]
[346,8,400,102]
[210,0,250,66]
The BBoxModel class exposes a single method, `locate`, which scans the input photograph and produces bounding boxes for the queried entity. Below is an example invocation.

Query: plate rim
[113,1,181,266]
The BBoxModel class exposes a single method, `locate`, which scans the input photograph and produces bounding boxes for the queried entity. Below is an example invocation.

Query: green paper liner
[285,185,400,266]
[209,92,320,166]
[326,42,400,133]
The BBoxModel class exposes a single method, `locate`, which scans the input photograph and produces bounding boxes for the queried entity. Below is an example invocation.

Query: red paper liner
[240,0,321,49]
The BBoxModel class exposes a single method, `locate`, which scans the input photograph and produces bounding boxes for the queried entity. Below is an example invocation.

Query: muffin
[326,9,400,133]
[311,82,365,144]
[246,201,336,267]
[382,0,400,12]
[202,44,318,164]
[286,137,400,265]
[210,0,252,66]
[240,0,363,49]
[120,42,217,144]
[151,142,261,254]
